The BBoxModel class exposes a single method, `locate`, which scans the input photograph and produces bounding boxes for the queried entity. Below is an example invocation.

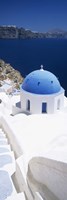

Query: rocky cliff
[0,26,44,39]
[0,59,23,88]
[0,26,67,39]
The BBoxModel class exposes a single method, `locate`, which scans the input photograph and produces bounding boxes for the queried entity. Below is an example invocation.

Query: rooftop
[22,66,62,95]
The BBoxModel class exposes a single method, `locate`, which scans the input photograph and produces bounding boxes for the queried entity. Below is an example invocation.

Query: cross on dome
[40,65,44,71]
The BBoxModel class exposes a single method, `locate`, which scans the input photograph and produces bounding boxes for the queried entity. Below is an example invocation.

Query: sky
[0,0,67,32]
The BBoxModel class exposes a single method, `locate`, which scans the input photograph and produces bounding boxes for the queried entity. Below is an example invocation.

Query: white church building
[12,65,64,115]
[0,66,67,200]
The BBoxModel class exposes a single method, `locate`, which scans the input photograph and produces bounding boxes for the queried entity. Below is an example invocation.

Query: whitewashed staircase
[0,128,43,200]
[0,128,26,200]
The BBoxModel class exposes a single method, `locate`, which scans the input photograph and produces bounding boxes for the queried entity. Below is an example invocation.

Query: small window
[27,100,30,111]
[42,102,47,113]
[51,80,53,84]
[38,82,40,86]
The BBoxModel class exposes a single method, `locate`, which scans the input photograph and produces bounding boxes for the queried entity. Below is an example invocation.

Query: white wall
[0,116,23,158]
[0,115,67,200]
[12,105,23,115]
[27,157,67,200]
[54,92,64,112]
[20,89,64,114]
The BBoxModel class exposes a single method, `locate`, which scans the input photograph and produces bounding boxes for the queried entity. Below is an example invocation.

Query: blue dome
[21,69,61,95]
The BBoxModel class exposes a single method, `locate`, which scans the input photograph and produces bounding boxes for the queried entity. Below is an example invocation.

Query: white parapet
[27,156,67,200]
[34,192,44,200]
[0,116,23,158]
[13,156,34,200]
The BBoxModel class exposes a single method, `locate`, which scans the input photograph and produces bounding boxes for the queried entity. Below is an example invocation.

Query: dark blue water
[0,38,67,95]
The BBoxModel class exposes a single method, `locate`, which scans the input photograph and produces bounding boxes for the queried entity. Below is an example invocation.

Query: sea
[0,38,67,96]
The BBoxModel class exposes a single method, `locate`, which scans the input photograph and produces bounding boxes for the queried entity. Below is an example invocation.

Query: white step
[0,133,6,137]
[0,128,4,133]
[6,192,26,200]
[0,169,17,200]
[0,145,11,154]
[0,129,27,200]
[0,138,8,145]
[0,128,17,200]
[0,133,6,138]
[0,130,5,134]
[0,151,16,176]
